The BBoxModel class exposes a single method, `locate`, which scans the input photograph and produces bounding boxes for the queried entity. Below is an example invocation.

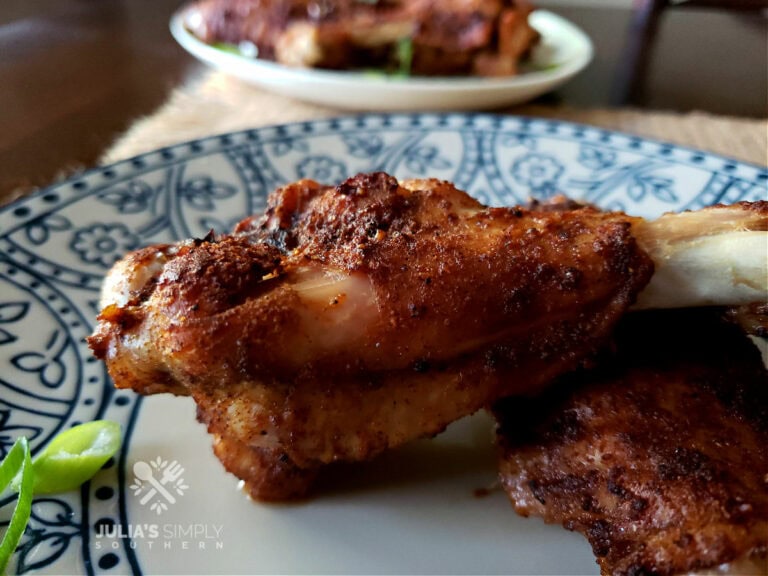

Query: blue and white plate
[0,114,766,575]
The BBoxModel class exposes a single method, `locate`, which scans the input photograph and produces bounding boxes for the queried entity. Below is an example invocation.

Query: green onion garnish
[395,37,414,78]
[212,42,241,55]
[28,420,122,495]
[0,421,122,572]
[0,438,32,574]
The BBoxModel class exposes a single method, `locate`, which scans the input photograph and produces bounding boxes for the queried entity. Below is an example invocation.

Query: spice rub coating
[495,309,768,575]
[89,172,653,499]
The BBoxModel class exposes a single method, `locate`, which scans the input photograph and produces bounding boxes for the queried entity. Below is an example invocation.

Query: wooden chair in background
[613,0,768,106]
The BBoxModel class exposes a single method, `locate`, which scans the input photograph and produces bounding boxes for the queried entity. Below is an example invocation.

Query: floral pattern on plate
[0,114,765,575]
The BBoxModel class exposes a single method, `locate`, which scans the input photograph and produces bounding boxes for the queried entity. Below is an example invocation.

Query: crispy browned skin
[88,172,653,500]
[495,309,768,575]
[188,0,539,76]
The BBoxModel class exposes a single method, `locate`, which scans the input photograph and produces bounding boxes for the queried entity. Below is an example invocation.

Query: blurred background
[1,0,766,198]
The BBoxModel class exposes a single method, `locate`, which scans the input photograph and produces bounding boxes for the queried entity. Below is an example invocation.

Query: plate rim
[1,113,765,221]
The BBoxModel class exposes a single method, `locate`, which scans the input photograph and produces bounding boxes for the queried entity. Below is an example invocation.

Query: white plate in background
[170,8,593,111]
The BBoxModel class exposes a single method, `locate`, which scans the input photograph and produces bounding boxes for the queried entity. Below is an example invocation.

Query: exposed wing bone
[634,202,767,309]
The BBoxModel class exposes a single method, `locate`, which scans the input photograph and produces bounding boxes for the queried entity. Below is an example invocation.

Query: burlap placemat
[105,70,767,166]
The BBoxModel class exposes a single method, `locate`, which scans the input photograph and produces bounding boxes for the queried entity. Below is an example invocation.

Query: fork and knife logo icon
[130,457,188,513]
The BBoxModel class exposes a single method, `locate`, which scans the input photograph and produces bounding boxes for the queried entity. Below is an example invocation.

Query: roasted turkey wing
[495,308,768,575]
[89,172,654,499]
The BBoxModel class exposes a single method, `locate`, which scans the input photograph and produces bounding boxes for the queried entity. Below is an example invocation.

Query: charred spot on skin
[674,533,693,548]
[364,219,386,238]
[485,344,518,370]
[630,497,649,518]
[616,431,633,445]
[559,267,583,291]
[336,172,399,197]
[407,302,426,318]
[529,479,547,504]
[329,293,346,307]
[559,473,593,496]
[657,446,715,482]
[606,466,627,496]
[545,409,582,443]
[503,286,531,315]
[485,347,501,369]
[587,519,613,557]
[412,359,430,373]
[582,496,597,512]
[625,564,656,576]
[364,376,384,390]
[606,477,628,499]
[534,262,560,286]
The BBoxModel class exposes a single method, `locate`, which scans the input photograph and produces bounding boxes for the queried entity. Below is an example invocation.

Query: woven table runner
[103,70,768,167]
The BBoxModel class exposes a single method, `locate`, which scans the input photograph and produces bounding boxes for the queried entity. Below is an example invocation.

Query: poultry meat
[495,308,768,575]
[186,0,539,76]
[88,172,766,500]
[89,172,656,499]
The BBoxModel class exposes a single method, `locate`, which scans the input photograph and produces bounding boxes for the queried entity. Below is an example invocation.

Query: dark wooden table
[1,0,766,204]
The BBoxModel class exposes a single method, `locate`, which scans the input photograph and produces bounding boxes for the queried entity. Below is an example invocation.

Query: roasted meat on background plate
[185,0,540,76]
[88,172,767,500]
[495,309,768,575]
